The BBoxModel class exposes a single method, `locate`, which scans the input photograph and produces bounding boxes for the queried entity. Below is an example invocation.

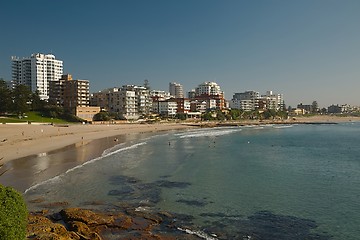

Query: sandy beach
[0,122,194,164]
[1,115,358,164]
[0,115,358,192]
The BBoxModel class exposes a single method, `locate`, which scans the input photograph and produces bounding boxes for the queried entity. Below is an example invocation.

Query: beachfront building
[260,91,285,111]
[49,74,90,109]
[190,100,208,113]
[152,99,178,117]
[11,53,63,100]
[230,91,260,111]
[169,82,184,98]
[48,74,99,121]
[174,98,191,113]
[90,90,110,111]
[195,82,222,96]
[150,90,171,101]
[230,90,284,112]
[191,82,225,110]
[92,85,151,120]
[122,85,152,116]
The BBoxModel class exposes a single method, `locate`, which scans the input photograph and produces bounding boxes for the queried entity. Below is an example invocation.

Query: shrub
[0,185,27,240]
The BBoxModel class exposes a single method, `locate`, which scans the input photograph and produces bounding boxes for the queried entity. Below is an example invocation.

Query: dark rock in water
[176,199,208,207]
[199,212,242,218]
[201,210,332,240]
[109,175,139,185]
[140,187,162,204]
[108,186,135,196]
[155,180,191,188]
[159,175,172,179]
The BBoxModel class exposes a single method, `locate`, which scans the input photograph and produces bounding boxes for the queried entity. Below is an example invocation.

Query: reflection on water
[0,133,140,192]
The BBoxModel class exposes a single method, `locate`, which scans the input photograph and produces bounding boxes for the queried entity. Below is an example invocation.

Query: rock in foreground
[27,207,200,240]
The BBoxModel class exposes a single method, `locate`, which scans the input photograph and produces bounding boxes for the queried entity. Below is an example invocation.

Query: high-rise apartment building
[193,81,225,109]
[169,82,184,98]
[230,91,260,111]
[261,90,284,111]
[91,84,151,120]
[195,82,222,96]
[11,53,63,100]
[49,74,90,110]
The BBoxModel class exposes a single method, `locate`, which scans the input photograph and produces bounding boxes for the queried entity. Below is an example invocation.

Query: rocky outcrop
[27,208,200,240]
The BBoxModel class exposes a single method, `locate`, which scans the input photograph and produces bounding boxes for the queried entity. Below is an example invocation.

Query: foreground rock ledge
[27,207,200,240]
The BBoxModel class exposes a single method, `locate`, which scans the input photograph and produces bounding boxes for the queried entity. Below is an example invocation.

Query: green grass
[0,112,70,124]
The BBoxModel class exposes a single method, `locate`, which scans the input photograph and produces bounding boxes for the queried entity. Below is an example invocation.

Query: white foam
[176,128,241,139]
[177,227,218,240]
[273,125,293,129]
[23,142,147,194]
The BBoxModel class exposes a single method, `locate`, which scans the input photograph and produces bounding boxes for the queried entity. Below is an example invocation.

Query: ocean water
[24,123,360,239]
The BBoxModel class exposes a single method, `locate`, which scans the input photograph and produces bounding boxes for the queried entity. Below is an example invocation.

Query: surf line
[23,142,147,194]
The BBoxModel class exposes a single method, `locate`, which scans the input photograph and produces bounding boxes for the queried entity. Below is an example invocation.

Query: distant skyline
[1,0,360,108]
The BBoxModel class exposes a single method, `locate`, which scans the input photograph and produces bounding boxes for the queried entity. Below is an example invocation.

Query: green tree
[229,109,241,120]
[263,109,277,119]
[175,113,187,120]
[216,110,226,121]
[202,112,214,121]
[0,79,12,114]
[93,111,111,121]
[0,185,28,240]
[311,101,318,113]
[30,90,45,111]
[11,84,32,116]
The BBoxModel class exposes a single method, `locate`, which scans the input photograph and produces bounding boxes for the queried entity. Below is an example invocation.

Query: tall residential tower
[11,53,63,100]
[169,82,184,98]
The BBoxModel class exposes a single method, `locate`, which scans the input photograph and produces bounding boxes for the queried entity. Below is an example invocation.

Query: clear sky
[1,0,360,108]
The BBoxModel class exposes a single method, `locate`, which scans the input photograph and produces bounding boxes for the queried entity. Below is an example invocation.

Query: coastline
[1,116,358,239]
[0,122,195,192]
[1,115,358,164]
[0,122,194,165]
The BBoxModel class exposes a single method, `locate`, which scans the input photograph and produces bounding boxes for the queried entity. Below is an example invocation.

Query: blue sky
[1,0,360,107]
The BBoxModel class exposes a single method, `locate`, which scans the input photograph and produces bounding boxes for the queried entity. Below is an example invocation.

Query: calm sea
[24,123,360,239]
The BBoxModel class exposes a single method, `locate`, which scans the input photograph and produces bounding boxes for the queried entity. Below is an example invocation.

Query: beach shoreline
[1,115,358,165]
[1,115,359,192]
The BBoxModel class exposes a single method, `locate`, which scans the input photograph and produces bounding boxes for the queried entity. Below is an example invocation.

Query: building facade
[230,91,260,111]
[91,85,151,120]
[12,53,63,100]
[169,82,184,98]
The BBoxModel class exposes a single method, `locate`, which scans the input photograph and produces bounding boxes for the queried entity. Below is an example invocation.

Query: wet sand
[0,123,194,192]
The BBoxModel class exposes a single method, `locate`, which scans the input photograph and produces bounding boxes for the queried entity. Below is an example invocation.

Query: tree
[229,109,241,120]
[216,110,226,121]
[30,90,45,111]
[175,113,187,120]
[202,112,214,121]
[93,111,111,121]
[311,101,318,113]
[11,84,32,116]
[0,79,12,114]
[0,185,27,239]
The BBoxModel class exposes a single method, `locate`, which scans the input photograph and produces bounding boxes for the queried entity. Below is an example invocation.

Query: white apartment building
[150,90,171,101]
[190,100,207,113]
[169,82,184,98]
[123,85,152,116]
[152,100,177,117]
[230,91,260,111]
[12,53,63,100]
[195,82,222,96]
[261,91,284,111]
[230,90,284,111]
[92,85,151,120]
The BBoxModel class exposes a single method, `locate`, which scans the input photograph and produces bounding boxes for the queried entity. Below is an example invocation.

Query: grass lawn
[0,112,70,124]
